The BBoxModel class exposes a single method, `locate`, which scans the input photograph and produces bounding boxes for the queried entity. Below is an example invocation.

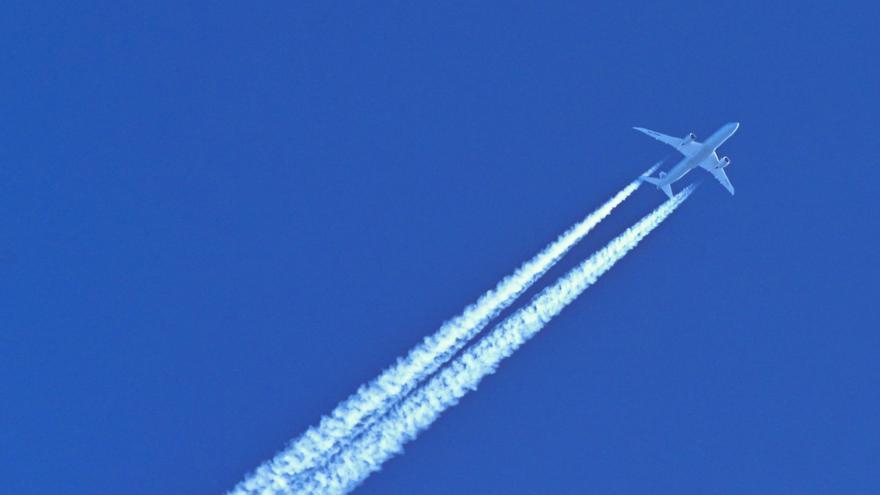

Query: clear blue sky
[2,3,878,494]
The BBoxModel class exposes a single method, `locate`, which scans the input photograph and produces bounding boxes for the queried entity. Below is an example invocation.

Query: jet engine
[719,156,731,168]
[681,132,696,145]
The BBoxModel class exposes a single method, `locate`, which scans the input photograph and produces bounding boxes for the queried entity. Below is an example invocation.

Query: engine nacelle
[681,132,696,145]
[719,156,731,168]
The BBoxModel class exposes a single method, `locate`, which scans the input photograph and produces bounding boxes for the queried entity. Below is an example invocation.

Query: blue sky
[2,2,878,494]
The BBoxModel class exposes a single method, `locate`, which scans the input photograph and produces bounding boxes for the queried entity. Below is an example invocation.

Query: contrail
[293,186,695,495]
[229,166,659,494]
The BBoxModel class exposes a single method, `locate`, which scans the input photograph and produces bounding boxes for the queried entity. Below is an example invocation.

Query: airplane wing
[633,127,702,157]
[704,166,735,195]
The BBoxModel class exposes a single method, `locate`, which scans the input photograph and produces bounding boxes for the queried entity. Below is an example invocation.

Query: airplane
[634,122,740,198]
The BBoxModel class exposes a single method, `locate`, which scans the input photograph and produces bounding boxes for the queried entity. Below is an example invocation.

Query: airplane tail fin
[640,173,674,199]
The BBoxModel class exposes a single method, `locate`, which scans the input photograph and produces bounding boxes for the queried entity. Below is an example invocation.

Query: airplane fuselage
[659,122,739,187]
[634,122,739,197]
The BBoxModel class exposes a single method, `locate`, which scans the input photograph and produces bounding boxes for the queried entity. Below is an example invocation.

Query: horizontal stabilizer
[640,175,674,199]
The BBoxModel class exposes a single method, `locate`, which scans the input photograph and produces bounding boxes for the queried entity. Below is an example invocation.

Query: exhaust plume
[230,166,659,494]
[293,185,694,495]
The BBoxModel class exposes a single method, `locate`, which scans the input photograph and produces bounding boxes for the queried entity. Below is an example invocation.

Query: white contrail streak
[294,185,694,495]
[229,166,658,494]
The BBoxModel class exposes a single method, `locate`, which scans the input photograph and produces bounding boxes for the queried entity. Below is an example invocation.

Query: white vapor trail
[294,185,695,495]
[229,166,658,495]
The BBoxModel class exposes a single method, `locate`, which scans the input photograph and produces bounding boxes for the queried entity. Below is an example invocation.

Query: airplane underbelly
[668,160,696,182]
[670,149,711,181]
